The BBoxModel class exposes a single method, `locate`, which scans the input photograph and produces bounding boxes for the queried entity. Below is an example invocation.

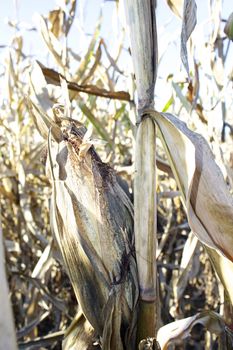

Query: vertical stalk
[135,117,157,342]
[123,0,158,343]
[0,206,18,350]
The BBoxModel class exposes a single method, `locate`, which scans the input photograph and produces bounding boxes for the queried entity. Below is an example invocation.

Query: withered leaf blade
[180,0,197,78]
[62,309,96,350]
[157,310,225,349]
[166,0,183,17]
[37,61,131,102]
[149,110,233,262]
[47,122,139,349]
[147,109,233,304]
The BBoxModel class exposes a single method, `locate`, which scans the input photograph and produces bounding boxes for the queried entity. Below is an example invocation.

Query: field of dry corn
[1,1,233,349]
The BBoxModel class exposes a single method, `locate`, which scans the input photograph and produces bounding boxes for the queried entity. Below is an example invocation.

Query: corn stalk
[123,0,158,342]
[0,206,17,350]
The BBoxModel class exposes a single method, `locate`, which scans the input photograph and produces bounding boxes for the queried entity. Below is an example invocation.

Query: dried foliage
[0,0,233,349]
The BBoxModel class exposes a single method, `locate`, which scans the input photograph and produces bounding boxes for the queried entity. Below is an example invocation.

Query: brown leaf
[37,61,131,101]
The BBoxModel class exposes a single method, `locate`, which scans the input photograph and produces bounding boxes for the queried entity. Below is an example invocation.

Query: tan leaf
[149,110,233,261]
[166,0,183,17]
[180,0,197,78]
[157,311,225,349]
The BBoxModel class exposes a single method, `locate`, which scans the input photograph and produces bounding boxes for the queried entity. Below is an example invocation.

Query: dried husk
[29,59,138,349]
[44,119,138,349]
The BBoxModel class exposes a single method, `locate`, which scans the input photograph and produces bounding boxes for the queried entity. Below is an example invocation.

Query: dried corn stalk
[0,209,17,350]
[123,0,158,341]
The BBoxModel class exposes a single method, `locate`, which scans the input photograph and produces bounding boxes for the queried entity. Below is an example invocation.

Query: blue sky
[1,0,231,64]
[0,0,232,110]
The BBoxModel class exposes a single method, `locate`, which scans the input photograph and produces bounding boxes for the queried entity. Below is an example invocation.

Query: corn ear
[45,120,139,349]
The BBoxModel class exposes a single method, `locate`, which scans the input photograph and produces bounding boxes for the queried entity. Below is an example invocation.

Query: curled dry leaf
[148,110,233,261]
[180,0,197,78]
[146,110,233,303]
[62,309,96,350]
[36,61,130,101]
[47,9,65,39]
[174,232,199,302]
[166,0,183,18]
[157,310,225,349]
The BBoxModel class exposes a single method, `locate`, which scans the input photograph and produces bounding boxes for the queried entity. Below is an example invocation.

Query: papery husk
[46,121,139,349]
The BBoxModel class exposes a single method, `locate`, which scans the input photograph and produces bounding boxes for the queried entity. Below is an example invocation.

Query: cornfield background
[1,0,233,349]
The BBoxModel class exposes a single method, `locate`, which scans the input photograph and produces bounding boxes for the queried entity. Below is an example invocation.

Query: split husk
[30,72,139,348]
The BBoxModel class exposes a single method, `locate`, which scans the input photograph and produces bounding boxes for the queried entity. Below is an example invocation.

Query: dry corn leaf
[147,110,233,302]
[166,0,183,17]
[30,62,114,148]
[157,310,225,350]
[63,309,96,350]
[149,110,233,260]
[81,41,102,85]
[180,0,197,78]
[38,61,131,101]
[65,0,77,36]
[35,14,65,70]
[76,14,102,83]
[174,232,199,302]
[48,9,65,39]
